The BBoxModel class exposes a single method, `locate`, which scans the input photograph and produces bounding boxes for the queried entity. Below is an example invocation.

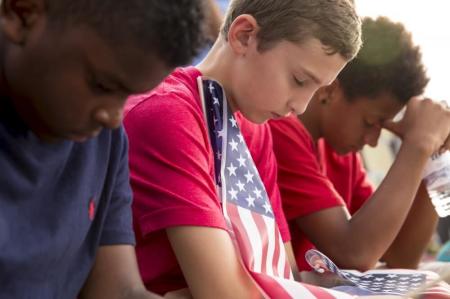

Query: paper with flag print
[306,249,450,298]
[198,77,355,299]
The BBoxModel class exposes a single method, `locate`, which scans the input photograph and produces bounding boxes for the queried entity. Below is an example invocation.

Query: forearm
[334,142,430,269]
[79,245,162,299]
[167,226,262,299]
[381,182,438,268]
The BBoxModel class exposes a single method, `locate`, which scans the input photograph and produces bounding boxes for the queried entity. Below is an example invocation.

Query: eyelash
[293,76,306,87]
[89,78,114,95]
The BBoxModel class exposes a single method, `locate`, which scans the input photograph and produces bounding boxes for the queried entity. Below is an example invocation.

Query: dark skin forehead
[0,3,171,99]
[352,92,404,123]
[58,24,171,95]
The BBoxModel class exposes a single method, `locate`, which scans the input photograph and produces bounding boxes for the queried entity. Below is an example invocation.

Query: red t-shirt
[124,67,290,295]
[269,115,374,270]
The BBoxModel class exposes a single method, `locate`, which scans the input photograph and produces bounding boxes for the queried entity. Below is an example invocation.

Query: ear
[227,14,259,56]
[323,79,345,104]
[0,0,45,45]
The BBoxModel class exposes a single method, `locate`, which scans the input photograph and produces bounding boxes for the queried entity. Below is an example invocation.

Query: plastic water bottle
[423,151,450,217]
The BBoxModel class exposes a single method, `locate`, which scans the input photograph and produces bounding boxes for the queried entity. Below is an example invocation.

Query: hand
[383,97,450,156]
[299,271,350,288]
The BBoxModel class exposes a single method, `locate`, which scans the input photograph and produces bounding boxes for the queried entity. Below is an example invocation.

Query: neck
[196,36,238,113]
[298,96,323,142]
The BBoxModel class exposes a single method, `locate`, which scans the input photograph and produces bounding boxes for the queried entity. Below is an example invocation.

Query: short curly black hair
[45,0,209,67]
[337,16,429,103]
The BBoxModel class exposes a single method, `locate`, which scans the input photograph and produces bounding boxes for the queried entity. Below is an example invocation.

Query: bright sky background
[355,0,450,102]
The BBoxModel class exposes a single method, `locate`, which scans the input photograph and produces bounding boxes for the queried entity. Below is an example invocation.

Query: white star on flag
[227,163,237,176]
[236,180,246,191]
[253,187,262,199]
[228,188,238,200]
[263,201,272,214]
[237,155,246,167]
[229,117,237,127]
[246,195,255,207]
[244,170,254,183]
[237,133,244,143]
[229,139,239,151]
[217,129,225,139]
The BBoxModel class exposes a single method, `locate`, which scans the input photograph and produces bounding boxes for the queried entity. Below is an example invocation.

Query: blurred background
[355,0,450,252]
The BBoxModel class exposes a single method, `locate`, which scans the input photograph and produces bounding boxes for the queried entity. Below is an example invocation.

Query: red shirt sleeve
[269,116,346,221]
[238,113,291,242]
[125,90,228,236]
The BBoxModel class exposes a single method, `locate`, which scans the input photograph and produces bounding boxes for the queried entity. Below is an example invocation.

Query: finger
[439,134,450,154]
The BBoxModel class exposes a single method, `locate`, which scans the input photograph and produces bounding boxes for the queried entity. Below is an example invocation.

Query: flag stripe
[252,212,269,274]
[262,214,277,277]
[236,206,263,272]
[276,230,290,279]
[253,273,295,298]
[227,203,255,270]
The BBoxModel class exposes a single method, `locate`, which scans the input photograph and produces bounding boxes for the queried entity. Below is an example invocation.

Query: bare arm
[167,226,262,299]
[381,182,438,268]
[296,98,450,271]
[296,142,428,271]
[79,245,162,299]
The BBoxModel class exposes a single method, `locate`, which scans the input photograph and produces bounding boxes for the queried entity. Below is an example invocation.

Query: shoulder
[269,116,316,162]
[125,67,202,117]
[124,67,206,135]
[269,116,314,148]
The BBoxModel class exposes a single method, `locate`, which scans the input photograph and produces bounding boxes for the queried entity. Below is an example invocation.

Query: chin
[334,146,351,155]
[241,112,267,124]
[37,133,65,143]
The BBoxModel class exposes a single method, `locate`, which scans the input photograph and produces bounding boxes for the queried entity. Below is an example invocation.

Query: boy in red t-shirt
[124,0,363,297]
[269,17,450,273]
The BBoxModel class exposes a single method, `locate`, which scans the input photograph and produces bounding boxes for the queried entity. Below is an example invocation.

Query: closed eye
[363,119,376,128]
[293,75,307,87]
[92,81,114,94]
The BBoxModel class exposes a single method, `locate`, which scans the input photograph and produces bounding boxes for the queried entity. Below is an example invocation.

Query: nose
[94,106,124,129]
[290,90,316,115]
[364,126,382,147]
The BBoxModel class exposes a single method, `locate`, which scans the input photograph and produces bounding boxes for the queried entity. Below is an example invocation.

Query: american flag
[198,77,354,299]
[306,249,450,298]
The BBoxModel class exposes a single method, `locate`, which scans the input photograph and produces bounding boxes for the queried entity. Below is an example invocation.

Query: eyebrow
[96,70,133,94]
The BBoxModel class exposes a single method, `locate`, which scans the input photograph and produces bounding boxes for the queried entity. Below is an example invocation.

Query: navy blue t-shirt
[0,104,135,298]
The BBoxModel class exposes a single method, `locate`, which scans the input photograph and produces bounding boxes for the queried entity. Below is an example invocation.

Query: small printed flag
[306,249,450,298]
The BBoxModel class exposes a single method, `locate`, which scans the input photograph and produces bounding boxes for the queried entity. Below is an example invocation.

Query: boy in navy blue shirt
[0,0,207,298]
